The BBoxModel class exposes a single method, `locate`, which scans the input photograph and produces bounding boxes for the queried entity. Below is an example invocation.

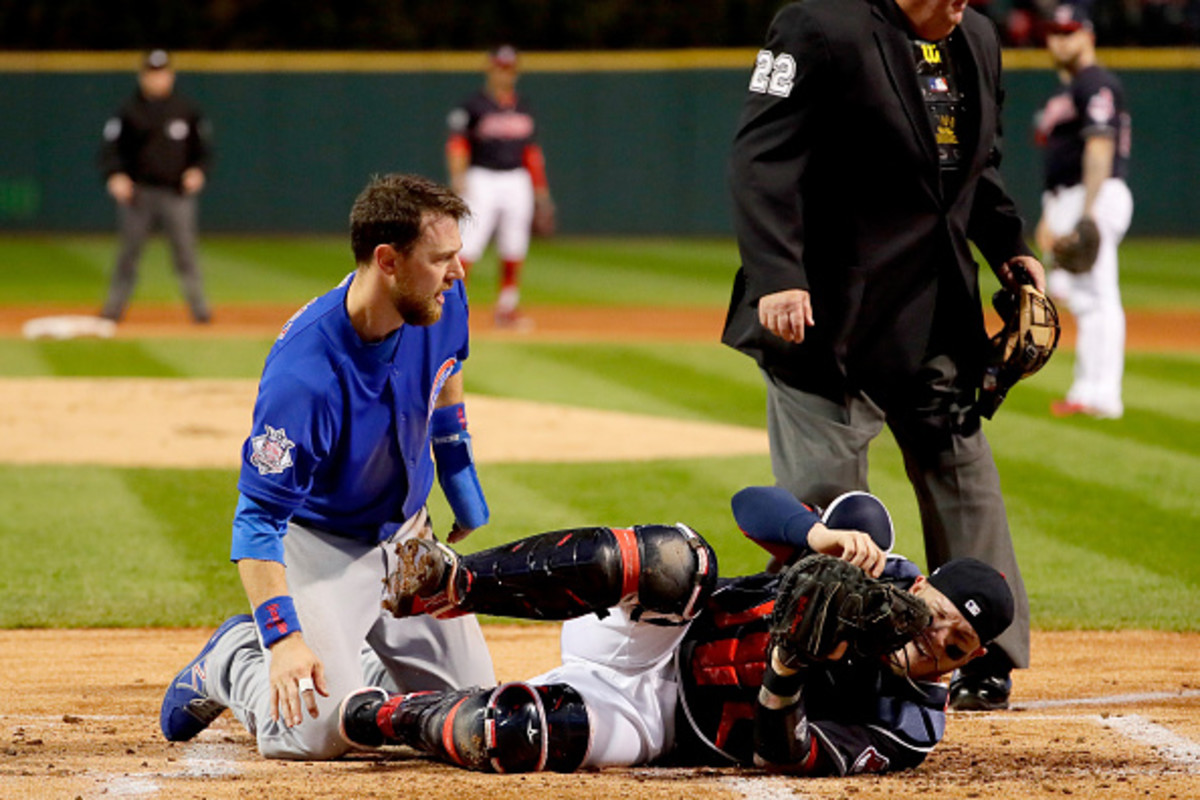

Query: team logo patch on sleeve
[249,425,295,476]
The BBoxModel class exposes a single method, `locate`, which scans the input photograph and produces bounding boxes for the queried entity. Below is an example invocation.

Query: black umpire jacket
[722,0,1032,409]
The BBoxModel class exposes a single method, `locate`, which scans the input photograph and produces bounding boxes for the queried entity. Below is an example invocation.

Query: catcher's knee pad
[629,523,718,623]
[441,682,590,773]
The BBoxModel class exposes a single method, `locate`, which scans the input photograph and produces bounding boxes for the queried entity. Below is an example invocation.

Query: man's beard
[392,283,444,327]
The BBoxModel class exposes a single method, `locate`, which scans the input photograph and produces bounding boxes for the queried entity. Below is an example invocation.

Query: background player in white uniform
[1036,4,1133,419]
[158,174,495,760]
[447,44,555,329]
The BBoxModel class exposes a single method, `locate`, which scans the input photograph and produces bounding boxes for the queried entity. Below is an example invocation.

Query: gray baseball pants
[102,186,210,322]
[205,514,496,760]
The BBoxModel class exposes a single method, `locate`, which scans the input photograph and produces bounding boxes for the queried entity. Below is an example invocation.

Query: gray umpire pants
[762,370,1031,670]
[206,514,496,760]
[102,185,210,322]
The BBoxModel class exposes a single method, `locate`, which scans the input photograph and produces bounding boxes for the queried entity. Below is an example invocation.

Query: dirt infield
[0,627,1196,800]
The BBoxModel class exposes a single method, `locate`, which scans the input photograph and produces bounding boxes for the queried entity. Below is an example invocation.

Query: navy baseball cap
[1047,4,1093,33]
[489,44,519,67]
[143,49,171,70]
[927,558,1014,644]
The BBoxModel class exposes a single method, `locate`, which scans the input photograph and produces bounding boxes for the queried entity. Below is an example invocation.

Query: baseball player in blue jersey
[159,174,496,760]
[337,488,1013,775]
[1036,4,1133,420]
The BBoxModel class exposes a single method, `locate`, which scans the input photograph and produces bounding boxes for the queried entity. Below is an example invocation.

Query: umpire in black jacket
[723,0,1043,710]
[99,49,212,324]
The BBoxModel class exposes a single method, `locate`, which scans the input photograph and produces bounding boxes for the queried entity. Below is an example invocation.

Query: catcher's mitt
[1052,217,1100,274]
[532,196,556,238]
[977,280,1061,419]
[768,554,931,669]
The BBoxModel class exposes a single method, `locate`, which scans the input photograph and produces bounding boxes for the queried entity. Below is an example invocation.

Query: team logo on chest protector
[249,425,295,475]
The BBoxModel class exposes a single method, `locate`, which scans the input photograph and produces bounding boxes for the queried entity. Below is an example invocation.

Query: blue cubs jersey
[232,273,469,561]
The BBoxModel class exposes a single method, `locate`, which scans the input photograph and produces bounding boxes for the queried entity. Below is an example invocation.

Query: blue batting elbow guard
[431,403,489,530]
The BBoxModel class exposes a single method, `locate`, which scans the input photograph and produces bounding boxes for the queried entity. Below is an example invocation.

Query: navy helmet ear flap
[820,491,894,553]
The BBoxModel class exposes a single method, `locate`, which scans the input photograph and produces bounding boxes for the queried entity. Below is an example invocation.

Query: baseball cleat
[160,614,253,741]
[338,687,389,749]
[948,671,1012,711]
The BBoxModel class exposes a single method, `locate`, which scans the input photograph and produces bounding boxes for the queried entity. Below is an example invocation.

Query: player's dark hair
[349,173,469,264]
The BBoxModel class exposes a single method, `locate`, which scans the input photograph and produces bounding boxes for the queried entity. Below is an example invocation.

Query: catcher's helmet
[821,491,895,553]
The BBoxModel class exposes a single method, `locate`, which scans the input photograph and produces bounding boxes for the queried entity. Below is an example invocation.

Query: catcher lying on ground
[339,486,1014,775]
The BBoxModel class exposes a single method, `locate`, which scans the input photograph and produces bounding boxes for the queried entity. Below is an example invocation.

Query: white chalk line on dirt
[634,769,811,800]
[87,740,241,798]
[963,709,1200,773]
[1010,688,1200,710]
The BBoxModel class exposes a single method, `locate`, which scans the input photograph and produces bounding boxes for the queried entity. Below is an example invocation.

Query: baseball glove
[532,196,556,238]
[977,281,1061,419]
[1052,217,1101,274]
[768,554,932,669]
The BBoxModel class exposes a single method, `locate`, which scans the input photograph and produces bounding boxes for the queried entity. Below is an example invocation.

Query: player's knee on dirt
[631,523,718,623]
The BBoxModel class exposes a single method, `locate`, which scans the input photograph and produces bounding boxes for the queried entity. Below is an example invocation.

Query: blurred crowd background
[2,0,1198,50]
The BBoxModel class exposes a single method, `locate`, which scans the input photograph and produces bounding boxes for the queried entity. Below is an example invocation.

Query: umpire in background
[98,48,212,324]
[723,0,1045,710]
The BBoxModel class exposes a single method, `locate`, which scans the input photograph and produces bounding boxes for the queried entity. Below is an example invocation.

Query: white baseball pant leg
[527,606,690,768]
[1044,179,1133,417]
[460,166,534,264]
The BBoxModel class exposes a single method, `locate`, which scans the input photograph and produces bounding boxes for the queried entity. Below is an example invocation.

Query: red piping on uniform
[610,527,641,599]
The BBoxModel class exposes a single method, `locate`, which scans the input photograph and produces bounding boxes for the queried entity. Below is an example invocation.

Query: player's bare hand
[267,633,329,727]
[106,173,135,205]
[181,167,206,195]
[758,289,814,344]
[805,523,886,577]
[999,255,1046,294]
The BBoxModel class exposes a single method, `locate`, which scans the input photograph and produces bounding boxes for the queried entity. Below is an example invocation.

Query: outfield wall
[0,50,1196,236]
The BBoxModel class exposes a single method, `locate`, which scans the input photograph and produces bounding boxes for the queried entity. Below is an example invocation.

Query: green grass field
[0,234,1197,630]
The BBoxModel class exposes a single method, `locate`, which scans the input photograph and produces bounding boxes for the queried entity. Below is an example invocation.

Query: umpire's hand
[758,289,814,343]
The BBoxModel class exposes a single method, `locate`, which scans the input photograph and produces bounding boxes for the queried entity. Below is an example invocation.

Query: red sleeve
[446,134,470,161]
[523,143,548,190]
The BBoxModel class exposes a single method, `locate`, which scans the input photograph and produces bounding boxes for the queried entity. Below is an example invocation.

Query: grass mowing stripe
[467,341,768,427]
[997,456,1199,588]
[992,412,1200,518]
[1015,527,1200,630]
[0,236,113,304]
[0,466,236,627]
[1000,382,1200,460]
[35,339,184,378]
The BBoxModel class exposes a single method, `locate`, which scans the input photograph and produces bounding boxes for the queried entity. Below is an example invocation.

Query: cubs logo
[250,425,295,476]
[427,358,458,420]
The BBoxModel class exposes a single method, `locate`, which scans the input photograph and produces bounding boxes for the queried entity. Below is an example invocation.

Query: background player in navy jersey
[1036,4,1133,420]
[337,488,1013,776]
[158,174,496,760]
[447,44,555,329]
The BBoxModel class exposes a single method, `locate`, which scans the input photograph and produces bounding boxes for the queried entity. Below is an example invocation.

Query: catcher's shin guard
[448,523,717,622]
[348,683,591,773]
